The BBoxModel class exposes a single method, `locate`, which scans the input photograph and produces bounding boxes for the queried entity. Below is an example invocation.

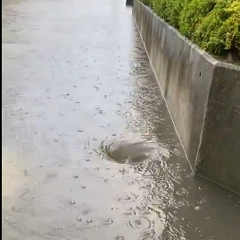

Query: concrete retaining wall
[132,0,240,193]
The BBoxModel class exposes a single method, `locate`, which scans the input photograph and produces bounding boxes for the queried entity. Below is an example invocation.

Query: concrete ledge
[132,0,240,193]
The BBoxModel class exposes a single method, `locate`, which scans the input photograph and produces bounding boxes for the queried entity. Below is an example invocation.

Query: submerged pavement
[2,0,240,239]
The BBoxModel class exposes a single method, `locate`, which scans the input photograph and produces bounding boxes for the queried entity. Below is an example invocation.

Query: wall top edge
[134,0,240,72]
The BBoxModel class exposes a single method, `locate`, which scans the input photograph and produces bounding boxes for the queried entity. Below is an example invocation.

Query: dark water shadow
[126,0,133,7]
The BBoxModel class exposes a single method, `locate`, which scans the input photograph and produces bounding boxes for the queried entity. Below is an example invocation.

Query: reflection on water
[127,27,240,240]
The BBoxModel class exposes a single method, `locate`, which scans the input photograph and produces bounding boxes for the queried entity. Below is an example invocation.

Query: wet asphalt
[2,0,240,239]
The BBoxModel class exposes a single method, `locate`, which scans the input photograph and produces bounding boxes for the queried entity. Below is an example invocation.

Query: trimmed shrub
[179,0,216,39]
[151,0,169,22]
[193,0,240,56]
[167,0,190,28]
[140,0,240,60]
[151,0,190,28]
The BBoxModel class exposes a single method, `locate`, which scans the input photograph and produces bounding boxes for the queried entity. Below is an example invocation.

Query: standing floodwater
[2,0,240,239]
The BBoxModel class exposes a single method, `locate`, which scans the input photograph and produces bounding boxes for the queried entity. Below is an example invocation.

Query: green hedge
[140,0,240,60]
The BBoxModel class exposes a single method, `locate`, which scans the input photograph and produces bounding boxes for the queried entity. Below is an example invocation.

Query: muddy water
[2,0,240,239]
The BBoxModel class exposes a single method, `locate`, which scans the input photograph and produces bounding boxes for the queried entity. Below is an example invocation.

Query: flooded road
[2,0,240,239]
